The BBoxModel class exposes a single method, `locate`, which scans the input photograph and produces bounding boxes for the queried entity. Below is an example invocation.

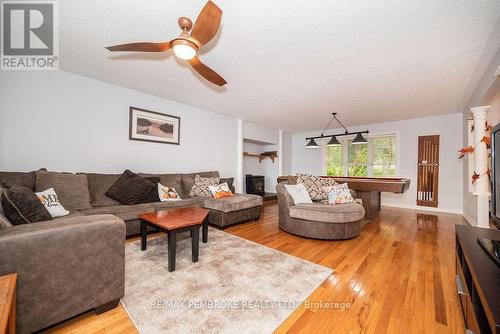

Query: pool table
[277,176,411,219]
[326,177,410,218]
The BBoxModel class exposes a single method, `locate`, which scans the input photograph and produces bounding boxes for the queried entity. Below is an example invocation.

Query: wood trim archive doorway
[417,135,440,207]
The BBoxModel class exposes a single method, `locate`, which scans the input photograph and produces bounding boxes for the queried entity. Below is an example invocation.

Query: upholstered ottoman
[202,194,263,228]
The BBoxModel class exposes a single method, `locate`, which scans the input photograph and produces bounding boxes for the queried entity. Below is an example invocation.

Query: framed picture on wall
[129,107,180,145]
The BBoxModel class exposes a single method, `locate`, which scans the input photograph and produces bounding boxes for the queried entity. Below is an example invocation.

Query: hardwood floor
[45,203,467,333]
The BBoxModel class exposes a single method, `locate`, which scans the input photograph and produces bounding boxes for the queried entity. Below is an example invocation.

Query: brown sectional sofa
[0,169,262,333]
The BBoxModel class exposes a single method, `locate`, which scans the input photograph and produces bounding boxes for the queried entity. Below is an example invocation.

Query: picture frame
[129,107,180,145]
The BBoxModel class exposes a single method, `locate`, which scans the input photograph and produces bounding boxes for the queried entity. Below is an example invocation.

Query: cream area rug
[121,228,332,334]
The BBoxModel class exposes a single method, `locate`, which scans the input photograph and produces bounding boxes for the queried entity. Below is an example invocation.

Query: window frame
[321,131,400,177]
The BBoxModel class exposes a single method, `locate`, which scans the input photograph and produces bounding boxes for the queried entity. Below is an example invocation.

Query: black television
[492,123,500,229]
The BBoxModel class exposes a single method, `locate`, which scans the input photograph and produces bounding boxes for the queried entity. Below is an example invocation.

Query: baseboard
[381,202,463,215]
[462,212,477,226]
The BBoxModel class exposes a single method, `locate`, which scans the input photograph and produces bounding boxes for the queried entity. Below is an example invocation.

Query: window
[323,134,398,177]
[325,144,343,176]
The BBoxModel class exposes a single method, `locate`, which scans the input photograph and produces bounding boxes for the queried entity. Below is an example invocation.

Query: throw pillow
[208,182,234,199]
[158,183,182,202]
[36,171,92,211]
[297,174,336,201]
[142,177,161,203]
[0,185,4,215]
[36,188,70,217]
[327,183,355,204]
[1,185,52,225]
[105,170,154,205]
[189,175,220,197]
[0,212,12,230]
[219,177,234,192]
[284,184,313,204]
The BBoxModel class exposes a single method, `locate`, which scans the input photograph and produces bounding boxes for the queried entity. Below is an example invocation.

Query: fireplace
[246,175,265,195]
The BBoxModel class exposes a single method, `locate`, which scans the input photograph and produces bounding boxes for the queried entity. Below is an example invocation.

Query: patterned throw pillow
[327,183,355,204]
[296,174,336,201]
[208,182,234,199]
[158,183,182,202]
[189,175,220,197]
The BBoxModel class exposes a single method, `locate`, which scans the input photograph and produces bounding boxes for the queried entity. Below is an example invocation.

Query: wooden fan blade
[188,57,227,86]
[190,1,222,47]
[105,42,171,52]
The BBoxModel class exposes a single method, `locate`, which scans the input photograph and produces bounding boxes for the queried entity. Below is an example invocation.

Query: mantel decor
[305,113,369,148]
[129,107,180,145]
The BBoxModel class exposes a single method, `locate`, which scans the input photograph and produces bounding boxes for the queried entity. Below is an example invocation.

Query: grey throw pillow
[105,170,154,205]
[0,185,11,230]
[0,212,12,230]
[1,185,52,225]
[220,177,234,192]
[142,177,161,203]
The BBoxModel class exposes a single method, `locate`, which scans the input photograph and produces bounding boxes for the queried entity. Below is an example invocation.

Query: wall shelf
[243,151,278,163]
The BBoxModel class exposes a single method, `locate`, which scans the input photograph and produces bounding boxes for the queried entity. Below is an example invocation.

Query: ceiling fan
[106,1,226,86]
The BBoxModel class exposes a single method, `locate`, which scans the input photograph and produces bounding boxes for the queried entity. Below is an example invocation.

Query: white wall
[243,142,278,193]
[242,121,281,193]
[243,121,279,145]
[282,131,293,175]
[263,144,279,193]
[243,142,265,193]
[0,71,238,177]
[291,113,464,213]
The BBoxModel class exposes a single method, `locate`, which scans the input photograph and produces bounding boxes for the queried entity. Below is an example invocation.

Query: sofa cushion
[105,170,154,205]
[81,203,155,221]
[139,173,182,193]
[0,171,36,190]
[36,171,92,211]
[289,202,364,223]
[0,213,117,237]
[87,173,121,207]
[181,171,219,197]
[146,198,204,211]
[1,185,52,225]
[202,194,263,213]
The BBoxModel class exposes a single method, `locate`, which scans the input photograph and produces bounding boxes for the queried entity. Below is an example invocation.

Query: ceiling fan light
[351,133,368,144]
[306,139,319,149]
[326,136,341,146]
[172,40,197,60]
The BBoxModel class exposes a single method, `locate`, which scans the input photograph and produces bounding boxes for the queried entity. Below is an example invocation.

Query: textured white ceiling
[60,0,500,131]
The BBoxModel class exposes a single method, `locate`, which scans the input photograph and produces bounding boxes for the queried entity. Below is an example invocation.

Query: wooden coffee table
[139,207,209,272]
